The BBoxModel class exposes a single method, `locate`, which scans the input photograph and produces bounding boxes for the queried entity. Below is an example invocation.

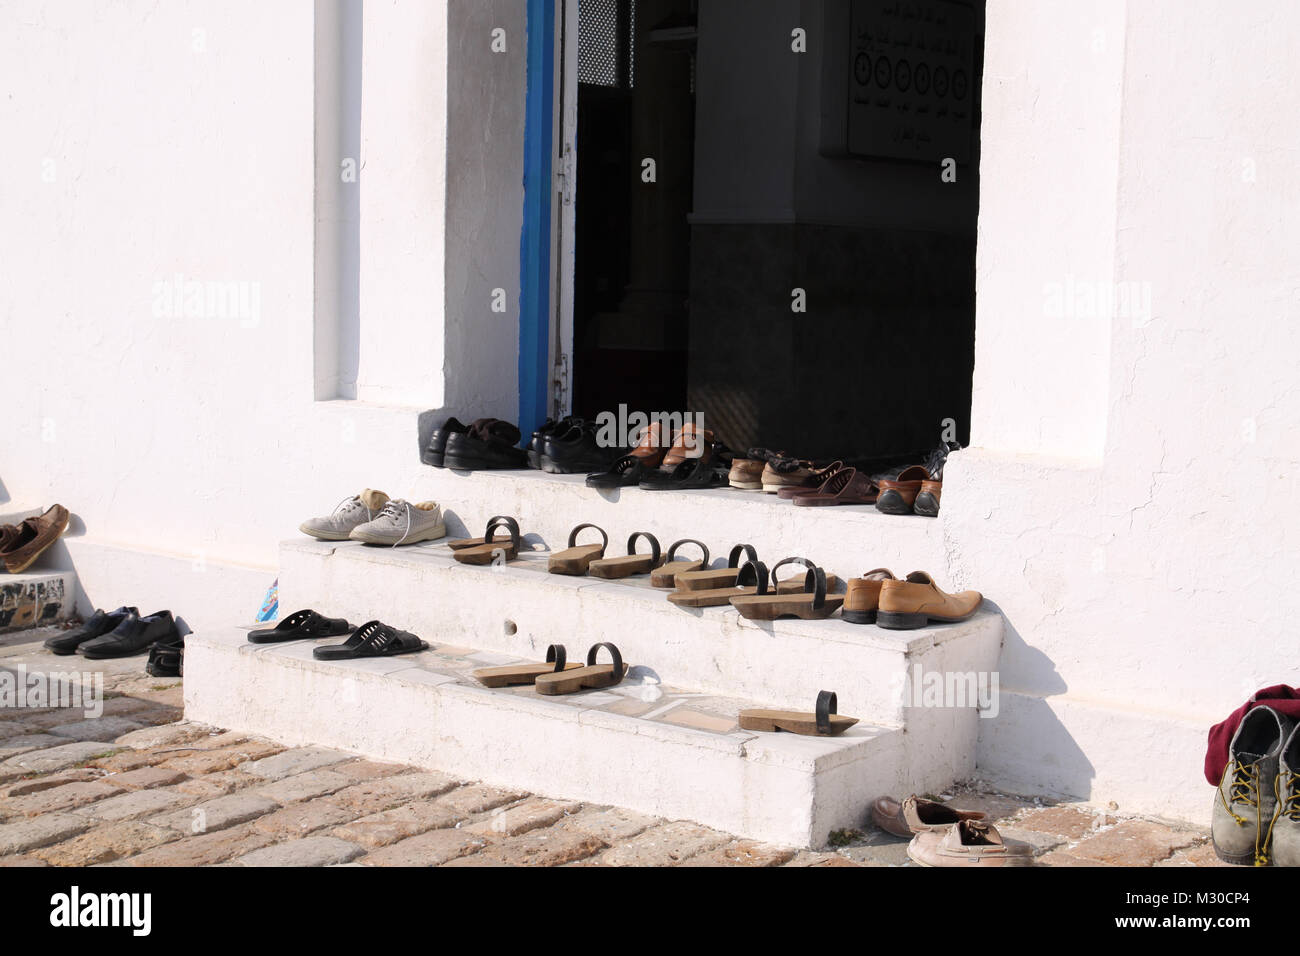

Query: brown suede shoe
[775,460,845,498]
[907,819,1033,867]
[876,571,982,630]
[728,458,765,490]
[843,568,895,625]
[871,794,988,838]
[0,525,19,554]
[661,423,714,469]
[2,505,70,573]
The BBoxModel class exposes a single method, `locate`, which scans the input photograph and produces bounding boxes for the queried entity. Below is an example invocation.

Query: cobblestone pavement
[0,627,1217,867]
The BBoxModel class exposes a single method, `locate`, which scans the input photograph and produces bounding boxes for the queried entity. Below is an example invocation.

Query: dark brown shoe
[1,505,70,573]
[0,524,20,554]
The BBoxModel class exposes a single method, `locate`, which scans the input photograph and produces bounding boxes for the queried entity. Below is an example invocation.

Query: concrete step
[184,625,926,846]
[277,537,1002,728]
[0,568,76,633]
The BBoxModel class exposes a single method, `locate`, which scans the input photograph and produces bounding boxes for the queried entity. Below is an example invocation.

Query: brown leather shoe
[2,505,70,573]
[907,819,1033,867]
[876,571,982,629]
[0,525,19,554]
[876,465,931,515]
[630,422,670,467]
[728,458,765,490]
[914,479,942,517]
[661,423,714,469]
[870,794,988,838]
[843,568,895,625]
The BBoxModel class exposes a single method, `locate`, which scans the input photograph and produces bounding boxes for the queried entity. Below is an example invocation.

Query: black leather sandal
[248,609,352,644]
[313,620,429,660]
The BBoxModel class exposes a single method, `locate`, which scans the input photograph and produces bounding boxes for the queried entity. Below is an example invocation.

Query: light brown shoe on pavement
[871,794,988,838]
[876,571,982,630]
[907,819,1033,867]
[1,505,70,573]
[843,568,895,625]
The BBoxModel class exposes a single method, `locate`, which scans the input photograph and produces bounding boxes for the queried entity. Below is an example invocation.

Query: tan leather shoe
[907,819,1033,867]
[843,568,895,625]
[728,458,765,490]
[630,422,669,467]
[914,479,942,517]
[661,423,714,469]
[1,504,70,573]
[871,794,988,838]
[877,571,982,630]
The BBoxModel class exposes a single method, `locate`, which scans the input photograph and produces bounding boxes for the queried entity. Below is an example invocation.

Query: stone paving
[0,626,1219,867]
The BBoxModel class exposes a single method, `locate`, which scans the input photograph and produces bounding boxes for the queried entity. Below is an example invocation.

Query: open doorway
[565,0,984,464]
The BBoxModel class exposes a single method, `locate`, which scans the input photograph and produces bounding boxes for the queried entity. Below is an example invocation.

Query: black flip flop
[249,609,352,644]
[313,620,429,660]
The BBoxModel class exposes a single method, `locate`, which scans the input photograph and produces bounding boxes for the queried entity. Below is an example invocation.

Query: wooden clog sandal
[673,543,758,591]
[452,515,523,565]
[587,531,663,579]
[447,536,486,550]
[729,558,843,620]
[739,690,858,737]
[547,523,609,575]
[473,644,582,687]
[670,557,840,608]
[534,642,629,695]
[650,538,710,588]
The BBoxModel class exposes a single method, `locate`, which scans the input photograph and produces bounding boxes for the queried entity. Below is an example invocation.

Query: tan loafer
[877,571,982,630]
[876,465,931,515]
[843,568,895,625]
[871,794,988,838]
[907,819,1033,867]
[1,505,70,573]
[661,423,714,469]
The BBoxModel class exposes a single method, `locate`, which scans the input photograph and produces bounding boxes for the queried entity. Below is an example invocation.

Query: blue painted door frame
[519,0,557,437]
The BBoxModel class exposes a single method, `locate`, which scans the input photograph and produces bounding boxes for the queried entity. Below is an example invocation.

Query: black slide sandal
[249,609,352,644]
[313,620,429,660]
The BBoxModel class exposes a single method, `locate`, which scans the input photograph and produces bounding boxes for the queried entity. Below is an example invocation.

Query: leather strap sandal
[453,516,523,565]
[473,644,582,687]
[673,543,758,591]
[739,690,858,737]
[588,532,663,579]
[650,538,710,588]
[729,559,844,620]
[791,466,879,507]
[313,620,429,660]
[548,523,609,575]
[875,465,931,514]
[248,609,352,644]
[534,642,629,695]
[776,461,846,499]
[638,457,723,490]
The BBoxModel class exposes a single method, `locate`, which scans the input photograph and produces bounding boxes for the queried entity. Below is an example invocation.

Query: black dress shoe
[442,419,528,470]
[639,458,726,490]
[526,416,581,469]
[44,606,138,656]
[586,454,656,488]
[539,422,618,474]
[79,610,179,660]
[423,417,469,468]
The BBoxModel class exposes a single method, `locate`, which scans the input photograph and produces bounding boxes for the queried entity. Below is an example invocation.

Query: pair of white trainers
[299,489,446,546]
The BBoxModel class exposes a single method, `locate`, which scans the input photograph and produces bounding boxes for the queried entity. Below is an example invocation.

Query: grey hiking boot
[349,499,446,546]
[1271,722,1300,867]
[299,489,390,541]
[1212,705,1292,865]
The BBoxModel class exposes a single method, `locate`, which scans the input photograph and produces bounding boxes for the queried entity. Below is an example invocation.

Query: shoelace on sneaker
[376,500,416,547]
[331,495,375,523]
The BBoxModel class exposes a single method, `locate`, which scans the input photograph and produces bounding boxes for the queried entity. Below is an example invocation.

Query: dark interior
[572,0,984,464]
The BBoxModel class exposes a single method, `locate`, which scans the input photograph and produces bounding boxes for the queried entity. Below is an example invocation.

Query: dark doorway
[571,0,984,464]
[571,0,696,421]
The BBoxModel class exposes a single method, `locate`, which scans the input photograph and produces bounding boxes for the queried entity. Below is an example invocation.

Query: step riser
[0,570,76,633]
[184,633,914,846]
[279,541,1001,723]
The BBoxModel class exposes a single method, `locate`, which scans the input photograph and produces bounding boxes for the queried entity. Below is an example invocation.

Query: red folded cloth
[1205,685,1300,785]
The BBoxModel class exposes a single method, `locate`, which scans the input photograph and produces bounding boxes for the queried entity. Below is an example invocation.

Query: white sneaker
[299,489,390,540]
[349,500,446,546]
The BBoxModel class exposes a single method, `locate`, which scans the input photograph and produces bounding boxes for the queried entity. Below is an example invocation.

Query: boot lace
[1219,760,1269,865]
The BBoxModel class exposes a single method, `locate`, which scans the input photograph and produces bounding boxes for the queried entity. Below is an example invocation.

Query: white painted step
[185,625,932,847]
[278,537,1002,728]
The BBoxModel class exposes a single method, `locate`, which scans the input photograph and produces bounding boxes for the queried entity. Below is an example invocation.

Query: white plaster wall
[959,0,1300,821]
